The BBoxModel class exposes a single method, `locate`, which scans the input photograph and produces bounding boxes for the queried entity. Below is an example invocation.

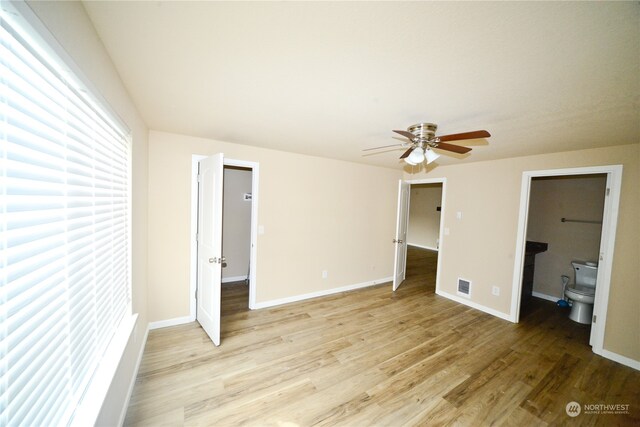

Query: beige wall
[26,1,149,425]
[527,175,607,299]
[148,130,401,321]
[407,184,442,250]
[222,167,252,281]
[406,143,639,362]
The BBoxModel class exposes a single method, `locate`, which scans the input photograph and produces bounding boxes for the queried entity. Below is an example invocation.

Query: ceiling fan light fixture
[404,156,418,166]
[407,147,425,164]
[425,147,440,164]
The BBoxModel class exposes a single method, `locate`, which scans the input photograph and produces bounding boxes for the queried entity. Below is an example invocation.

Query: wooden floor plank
[125,247,640,426]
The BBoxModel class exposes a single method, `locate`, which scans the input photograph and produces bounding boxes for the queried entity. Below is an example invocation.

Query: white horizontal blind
[1,5,131,426]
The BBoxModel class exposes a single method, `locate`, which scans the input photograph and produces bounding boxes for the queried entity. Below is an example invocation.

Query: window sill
[71,313,139,427]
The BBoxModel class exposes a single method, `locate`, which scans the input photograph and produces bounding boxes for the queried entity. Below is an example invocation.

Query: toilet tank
[572,261,598,288]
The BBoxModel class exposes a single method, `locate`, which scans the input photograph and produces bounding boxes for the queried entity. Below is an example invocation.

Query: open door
[393,180,410,291]
[197,154,224,346]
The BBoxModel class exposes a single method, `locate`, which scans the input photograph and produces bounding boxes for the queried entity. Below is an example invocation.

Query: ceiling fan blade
[435,142,472,154]
[393,130,416,140]
[437,130,491,142]
[399,147,415,159]
[362,143,403,152]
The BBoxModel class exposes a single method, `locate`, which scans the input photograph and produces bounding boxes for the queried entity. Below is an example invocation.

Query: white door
[393,180,410,291]
[197,154,224,346]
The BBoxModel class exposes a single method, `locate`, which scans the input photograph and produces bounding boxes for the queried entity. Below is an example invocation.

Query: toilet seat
[566,284,595,297]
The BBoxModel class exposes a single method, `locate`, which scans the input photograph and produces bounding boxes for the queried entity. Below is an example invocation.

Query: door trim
[510,165,622,356]
[190,155,260,319]
[403,178,447,295]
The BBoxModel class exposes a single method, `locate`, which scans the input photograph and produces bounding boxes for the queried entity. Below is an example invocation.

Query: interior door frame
[400,178,447,294]
[510,165,622,356]
[190,154,260,317]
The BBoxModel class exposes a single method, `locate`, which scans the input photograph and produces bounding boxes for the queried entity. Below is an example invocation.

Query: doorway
[190,154,260,346]
[511,165,622,356]
[393,178,446,293]
[221,166,253,314]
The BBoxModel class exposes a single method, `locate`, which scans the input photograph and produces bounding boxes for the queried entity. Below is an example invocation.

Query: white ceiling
[82,1,639,168]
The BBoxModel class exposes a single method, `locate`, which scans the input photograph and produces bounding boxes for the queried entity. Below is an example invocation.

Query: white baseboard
[406,243,438,251]
[252,276,393,310]
[435,289,513,322]
[117,323,149,426]
[532,291,561,303]
[599,349,640,371]
[148,315,194,330]
[222,275,248,284]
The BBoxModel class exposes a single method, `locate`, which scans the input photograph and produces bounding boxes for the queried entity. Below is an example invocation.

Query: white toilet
[565,261,598,324]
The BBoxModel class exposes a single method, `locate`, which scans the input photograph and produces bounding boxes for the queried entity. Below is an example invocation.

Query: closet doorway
[221,166,253,314]
[190,155,260,346]
[393,178,446,293]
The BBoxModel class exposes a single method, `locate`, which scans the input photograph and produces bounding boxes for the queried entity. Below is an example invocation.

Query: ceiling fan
[364,123,490,166]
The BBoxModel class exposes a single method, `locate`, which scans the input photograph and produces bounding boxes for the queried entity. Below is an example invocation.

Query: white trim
[222,275,248,283]
[599,349,640,371]
[436,289,512,322]
[71,314,138,427]
[148,315,193,330]
[252,277,393,310]
[532,291,561,303]
[116,323,149,427]
[406,242,439,251]
[510,165,622,357]
[590,168,622,351]
[404,178,446,295]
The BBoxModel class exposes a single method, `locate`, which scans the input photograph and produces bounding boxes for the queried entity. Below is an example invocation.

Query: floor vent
[457,278,471,297]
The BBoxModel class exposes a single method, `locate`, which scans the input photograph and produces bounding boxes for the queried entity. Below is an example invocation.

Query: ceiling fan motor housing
[408,123,437,139]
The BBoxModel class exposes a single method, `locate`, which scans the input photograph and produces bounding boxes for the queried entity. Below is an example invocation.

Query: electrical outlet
[492,286,500,296]
[322,270,328,279]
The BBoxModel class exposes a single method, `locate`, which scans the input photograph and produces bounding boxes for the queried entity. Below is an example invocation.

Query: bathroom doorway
[525,174,606,304]
[511,165,622,355]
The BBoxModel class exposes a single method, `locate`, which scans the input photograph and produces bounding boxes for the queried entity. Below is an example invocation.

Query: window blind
[1,5,131,426]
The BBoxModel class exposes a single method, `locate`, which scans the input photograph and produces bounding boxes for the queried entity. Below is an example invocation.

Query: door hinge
[593,315,597,323]
[195,232,199,242]
[606,188,610,196]
[197,174,202,183]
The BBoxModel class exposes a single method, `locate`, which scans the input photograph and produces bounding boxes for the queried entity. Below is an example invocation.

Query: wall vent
[457,278,471,297]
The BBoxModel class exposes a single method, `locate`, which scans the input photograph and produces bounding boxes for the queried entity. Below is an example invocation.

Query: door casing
[511,165,622,356]
[190,154,260,325]
[395,178,447,294]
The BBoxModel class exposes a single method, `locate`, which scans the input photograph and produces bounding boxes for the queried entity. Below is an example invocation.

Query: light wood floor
[125,247,639,426]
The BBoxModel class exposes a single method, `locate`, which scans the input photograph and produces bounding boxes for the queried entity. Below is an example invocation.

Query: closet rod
[561,217,602,224]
